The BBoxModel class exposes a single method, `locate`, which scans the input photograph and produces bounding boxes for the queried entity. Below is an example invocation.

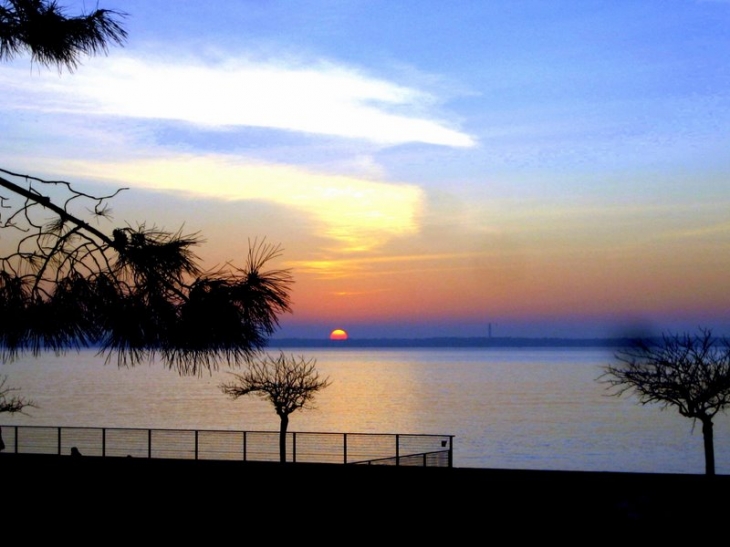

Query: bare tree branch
[0,374,36,413]
[599,328,730,475]
[221,352,331,462]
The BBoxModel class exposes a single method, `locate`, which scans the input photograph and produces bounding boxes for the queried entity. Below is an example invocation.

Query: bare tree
[220,352,331,463]
[600,328,730,475]
[0,374,36,413]
[0,168,294,374]
[0,0,127,71]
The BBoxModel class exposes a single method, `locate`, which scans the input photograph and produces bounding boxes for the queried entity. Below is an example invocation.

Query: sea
[1,345,728,475]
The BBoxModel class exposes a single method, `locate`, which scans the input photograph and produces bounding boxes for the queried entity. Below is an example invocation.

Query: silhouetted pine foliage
[0,0,127,71]
[0,168,293,375]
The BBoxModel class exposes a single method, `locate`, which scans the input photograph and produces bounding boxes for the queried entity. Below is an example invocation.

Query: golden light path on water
[2,347,729,473]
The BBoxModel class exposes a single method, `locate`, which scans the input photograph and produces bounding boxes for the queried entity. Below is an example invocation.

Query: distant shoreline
[266,336,636,349]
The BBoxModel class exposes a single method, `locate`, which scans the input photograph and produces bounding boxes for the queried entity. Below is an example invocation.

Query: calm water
[1,346,728,474]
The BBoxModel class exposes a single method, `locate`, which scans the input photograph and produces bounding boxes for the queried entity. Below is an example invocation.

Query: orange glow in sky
[5,3,730,339]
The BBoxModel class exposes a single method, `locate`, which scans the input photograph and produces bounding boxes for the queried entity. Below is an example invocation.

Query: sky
[1,0,729,339]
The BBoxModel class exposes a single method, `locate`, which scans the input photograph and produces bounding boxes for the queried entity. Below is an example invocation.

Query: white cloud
[4,55,475,148]
[56,154,425,253]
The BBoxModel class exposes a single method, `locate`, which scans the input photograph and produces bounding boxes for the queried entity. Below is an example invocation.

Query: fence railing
[0,425,453,467]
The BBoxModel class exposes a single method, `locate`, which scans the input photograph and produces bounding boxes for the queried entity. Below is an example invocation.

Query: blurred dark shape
[608,317,660,346]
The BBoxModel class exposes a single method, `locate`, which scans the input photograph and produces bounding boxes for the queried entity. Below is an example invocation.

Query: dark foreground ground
[3,454,727,538]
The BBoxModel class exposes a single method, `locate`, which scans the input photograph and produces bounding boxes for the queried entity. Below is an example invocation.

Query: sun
[329,328,348,341]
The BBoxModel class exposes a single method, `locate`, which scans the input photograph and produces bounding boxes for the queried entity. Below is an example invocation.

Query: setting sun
[329,328,348,341]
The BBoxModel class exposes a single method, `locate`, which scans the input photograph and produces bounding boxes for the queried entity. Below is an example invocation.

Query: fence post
[343,433,348,464]
[292,432,297,463]
[102,428,106,458]
[148,429,152,459]
[57,427,62,455]
[195,430,199,460]
[243,431,247,462]
[396,434,400,466]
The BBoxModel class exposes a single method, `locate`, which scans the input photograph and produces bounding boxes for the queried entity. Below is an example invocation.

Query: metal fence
[0,425,453,467]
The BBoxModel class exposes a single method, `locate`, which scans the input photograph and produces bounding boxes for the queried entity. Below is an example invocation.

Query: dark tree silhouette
[600,328,730,475]
[220,352,331,463]
[1,7,294,374]
[0,168,294,374]
[1,2,129,412]
[0,374,35,413]
[0,0,127,71]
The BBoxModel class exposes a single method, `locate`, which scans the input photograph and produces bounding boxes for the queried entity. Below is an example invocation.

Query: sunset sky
[2,1,729,339]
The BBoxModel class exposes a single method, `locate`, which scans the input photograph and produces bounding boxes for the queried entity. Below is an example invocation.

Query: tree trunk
[278,414,289,464]
[701,416,715,476]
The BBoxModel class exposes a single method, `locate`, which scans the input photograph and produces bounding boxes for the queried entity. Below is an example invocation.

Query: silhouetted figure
[0,427,5,452]
[70,446,82,457]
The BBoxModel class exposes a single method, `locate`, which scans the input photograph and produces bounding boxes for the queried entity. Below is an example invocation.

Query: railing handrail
[1,424,450,437]
[0,424,454,468]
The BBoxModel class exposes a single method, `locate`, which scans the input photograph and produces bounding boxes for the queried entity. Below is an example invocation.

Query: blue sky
[2,1,729,339]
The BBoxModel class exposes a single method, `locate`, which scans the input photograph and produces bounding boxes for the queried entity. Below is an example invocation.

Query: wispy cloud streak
[3,55,475,148]
[56,155,424,253]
